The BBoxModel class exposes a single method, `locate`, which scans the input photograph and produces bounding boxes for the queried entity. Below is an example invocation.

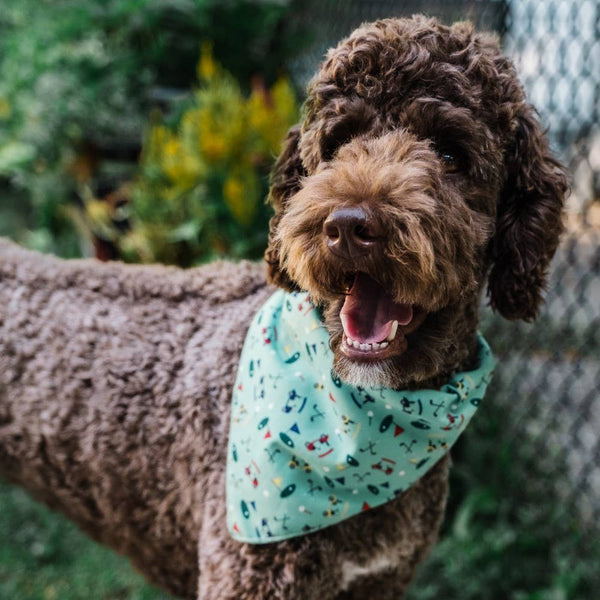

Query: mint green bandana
[226,290,494,544]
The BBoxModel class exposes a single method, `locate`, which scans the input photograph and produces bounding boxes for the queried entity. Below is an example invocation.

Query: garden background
[0,0,599,599]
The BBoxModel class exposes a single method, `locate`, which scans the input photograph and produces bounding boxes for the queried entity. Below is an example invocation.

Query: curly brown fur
[276,131,492,387]
[1,15,566,600]
[267,15,567,389]
[0,239,271,598]
[0,238,448,600]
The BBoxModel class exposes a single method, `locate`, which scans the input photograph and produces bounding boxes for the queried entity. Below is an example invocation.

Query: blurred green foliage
[0,0,304,257]
[0,482,172,600]
[88,46,299,265]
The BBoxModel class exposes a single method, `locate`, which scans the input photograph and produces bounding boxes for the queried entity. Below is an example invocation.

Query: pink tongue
[340,273,413,344]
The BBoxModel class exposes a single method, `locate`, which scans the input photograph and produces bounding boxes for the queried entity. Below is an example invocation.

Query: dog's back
[0,238,271,598]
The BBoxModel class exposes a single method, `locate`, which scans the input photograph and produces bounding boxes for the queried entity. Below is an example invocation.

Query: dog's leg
[335,567,413,600]
[197,455,449,599]
[198,532,346,600]
[197,465,347,600]
[332,454,449,600]
[0,238,270,598]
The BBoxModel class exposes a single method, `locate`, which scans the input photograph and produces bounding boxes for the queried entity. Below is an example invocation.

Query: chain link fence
[491,0,600,529]
[290,0,600,596]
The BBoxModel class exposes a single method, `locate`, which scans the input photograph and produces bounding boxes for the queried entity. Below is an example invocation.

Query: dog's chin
[333,355,403,389]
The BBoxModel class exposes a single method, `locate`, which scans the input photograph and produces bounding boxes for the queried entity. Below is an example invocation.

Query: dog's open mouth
[340,272,424,360]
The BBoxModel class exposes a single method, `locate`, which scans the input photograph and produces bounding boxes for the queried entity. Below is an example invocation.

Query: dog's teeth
[359,343,367,350]
[352,340,360,349]
[345,336,353,346]
[386,320,399,342]
[380,341,389,348]
[372,342,380,350]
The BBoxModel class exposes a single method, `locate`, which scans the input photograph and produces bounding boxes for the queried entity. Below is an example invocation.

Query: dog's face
[266,17,567,389]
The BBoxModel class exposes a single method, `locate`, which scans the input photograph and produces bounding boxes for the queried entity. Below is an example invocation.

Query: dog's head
[265,17,567,388]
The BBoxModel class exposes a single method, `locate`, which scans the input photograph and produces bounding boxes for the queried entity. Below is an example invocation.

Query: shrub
[96,46,299,266]
[0,0,304,257]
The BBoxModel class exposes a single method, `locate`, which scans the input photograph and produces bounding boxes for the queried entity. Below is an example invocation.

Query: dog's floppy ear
[487,104,568,321]
[265,125,306,290]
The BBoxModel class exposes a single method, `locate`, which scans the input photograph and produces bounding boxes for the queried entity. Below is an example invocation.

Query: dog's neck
[415,297,483,390]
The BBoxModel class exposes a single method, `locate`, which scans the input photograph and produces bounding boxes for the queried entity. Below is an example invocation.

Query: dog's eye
[431,140,466,174]
[439,152,459,173]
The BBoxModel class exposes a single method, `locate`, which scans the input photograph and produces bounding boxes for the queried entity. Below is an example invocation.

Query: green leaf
[167,219,201,242]
[0,141,36,172]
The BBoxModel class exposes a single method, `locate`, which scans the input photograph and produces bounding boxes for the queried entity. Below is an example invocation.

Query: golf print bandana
[226,290,494,543]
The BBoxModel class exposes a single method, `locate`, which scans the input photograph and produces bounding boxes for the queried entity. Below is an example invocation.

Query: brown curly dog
[0,16,566,600]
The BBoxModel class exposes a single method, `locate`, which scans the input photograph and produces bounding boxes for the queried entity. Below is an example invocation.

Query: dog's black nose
[323,207,380,258]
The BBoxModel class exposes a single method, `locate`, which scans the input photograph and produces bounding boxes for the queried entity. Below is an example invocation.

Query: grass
[0,482,173,600]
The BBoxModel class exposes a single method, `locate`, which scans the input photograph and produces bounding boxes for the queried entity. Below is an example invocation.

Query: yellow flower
[246,76,299,155]
[247,86,272,137]
[202,133,228,163]
[187,84,245,164]
[223,169,259,227]
[0,96,11,120]
[163,137,180,158]
[272,77,297,125]
[198,41,217,81]
[128,45,299,264]
[147,126,204,188]
[85,198,111,225]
